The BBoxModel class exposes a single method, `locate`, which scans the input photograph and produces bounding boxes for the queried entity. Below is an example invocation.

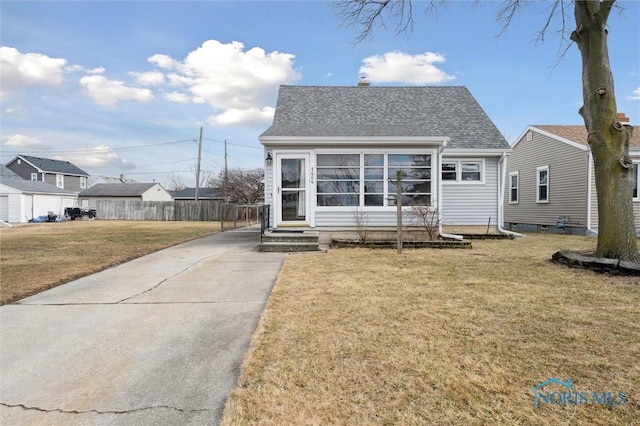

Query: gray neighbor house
[259,84,514,238]
[4,154,90,193]
[504,113,640,235]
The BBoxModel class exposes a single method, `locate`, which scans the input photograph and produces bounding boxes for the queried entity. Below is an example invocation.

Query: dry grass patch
[223,234,639,425]
[0,220,233,304]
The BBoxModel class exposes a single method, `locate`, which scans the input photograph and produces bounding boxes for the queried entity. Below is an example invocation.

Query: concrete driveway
[0,226,287,425]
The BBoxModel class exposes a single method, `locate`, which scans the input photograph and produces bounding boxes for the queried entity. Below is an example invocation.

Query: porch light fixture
[265,152,272,165]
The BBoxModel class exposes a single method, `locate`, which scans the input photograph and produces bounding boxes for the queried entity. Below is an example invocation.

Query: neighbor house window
[56,174,64,188]
[509,171,519,204]
[633,162,639,200]
[316,152,433,207]
[441,160,483,183]
[31,173,38,181]
[80,176,87,189]
[537,166,549,203]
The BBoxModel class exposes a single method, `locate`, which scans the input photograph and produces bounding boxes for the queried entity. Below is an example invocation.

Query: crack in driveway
[1,402,211,415]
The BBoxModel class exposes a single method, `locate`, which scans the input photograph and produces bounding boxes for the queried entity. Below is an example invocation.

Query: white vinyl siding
[441,157,498,226]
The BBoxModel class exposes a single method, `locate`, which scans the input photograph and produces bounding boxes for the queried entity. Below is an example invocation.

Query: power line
[0,138,197,156]
[202,137,262,150]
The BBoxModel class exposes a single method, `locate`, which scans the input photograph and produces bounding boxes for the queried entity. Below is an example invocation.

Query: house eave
[442,148,511,156]
[260,136,450,147]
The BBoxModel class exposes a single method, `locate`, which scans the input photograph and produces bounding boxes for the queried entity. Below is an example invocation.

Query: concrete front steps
[258,230,320,252]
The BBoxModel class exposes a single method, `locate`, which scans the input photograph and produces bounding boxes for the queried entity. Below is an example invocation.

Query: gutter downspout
[497,151,525,238]
[438,140,464,241]
[586,150,598,236]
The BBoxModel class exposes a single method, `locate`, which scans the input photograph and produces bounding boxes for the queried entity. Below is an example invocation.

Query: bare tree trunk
[571,0,637,261]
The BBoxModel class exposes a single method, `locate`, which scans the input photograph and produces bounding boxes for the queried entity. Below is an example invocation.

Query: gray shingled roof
[18,155,90,176]
[260,85,510,150]
[170,187,223,199]
[79,183,159,197]
[0,165,22,180]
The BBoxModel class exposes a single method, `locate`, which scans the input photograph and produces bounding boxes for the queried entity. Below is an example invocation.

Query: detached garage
[0,171,77,222]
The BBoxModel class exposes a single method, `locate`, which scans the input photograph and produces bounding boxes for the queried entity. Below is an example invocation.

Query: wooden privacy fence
[96,200,248,222]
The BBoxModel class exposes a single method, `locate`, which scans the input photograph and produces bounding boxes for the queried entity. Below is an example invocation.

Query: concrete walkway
[0,226,288,425]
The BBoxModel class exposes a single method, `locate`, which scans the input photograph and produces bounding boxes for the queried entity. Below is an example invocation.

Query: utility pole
[195,127,203,201]
[224,138,228,196]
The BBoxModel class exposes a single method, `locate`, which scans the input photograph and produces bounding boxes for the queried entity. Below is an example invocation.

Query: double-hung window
[536,166,549,203]
[80,176,87,189]
[56,174,64,188]
[31,173,38,181]
[316,152,433,207]
[441,160,483,183]
[509,171,519,203]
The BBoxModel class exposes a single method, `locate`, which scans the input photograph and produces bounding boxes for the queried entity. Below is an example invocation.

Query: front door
[276,154,310,225]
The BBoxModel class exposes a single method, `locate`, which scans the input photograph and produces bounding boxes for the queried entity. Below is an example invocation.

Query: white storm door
[276,154,310,225]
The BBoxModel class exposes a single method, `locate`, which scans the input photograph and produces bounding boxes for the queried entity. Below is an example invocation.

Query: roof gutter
[437,140,464,241]
[497,151,525,238]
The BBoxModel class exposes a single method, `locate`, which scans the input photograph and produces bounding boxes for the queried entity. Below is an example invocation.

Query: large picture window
[316,152,433,207]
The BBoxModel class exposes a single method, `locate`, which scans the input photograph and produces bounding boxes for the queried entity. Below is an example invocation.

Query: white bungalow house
[504,113,639,235]
[259,85,513,239]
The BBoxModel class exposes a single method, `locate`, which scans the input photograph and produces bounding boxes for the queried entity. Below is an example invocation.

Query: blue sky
[2,0,639,189]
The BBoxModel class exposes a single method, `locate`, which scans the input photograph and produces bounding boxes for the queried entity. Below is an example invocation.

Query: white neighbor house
[259,85,513,237]
[0,165,76,222]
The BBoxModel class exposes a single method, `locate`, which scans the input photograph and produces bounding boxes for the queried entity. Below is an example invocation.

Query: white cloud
[67,65,105,75]
[130,70,165,86]
[360,51,455,85]
[58,145,134,170]
[0,46,67,99]
[148,54,177,69]
[209,106,275,127]
[2,133,45,148]
[163,91,191,103]
[628,87,640,101]
[79,75,154,107]
[148,39,300,125]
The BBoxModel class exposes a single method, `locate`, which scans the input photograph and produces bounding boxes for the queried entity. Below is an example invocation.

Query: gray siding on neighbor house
[505,130,589,227]
[41,173,85,192]
[441,157,499,226]
[5,160,38,180]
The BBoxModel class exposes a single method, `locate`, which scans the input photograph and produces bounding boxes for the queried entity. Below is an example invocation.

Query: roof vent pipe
[357,75,370,87]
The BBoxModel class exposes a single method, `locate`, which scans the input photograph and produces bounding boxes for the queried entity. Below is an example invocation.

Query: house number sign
[310,167,315,184]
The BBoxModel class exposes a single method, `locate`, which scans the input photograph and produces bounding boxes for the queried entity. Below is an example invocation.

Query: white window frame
[315,149,437,210]
[80,176,87,189]
[633,161,639,202]
[56,174,64,188]
[31,173,38,181]
[536,166,549,203]
[509,171,519,204]
[441,159,484,184]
